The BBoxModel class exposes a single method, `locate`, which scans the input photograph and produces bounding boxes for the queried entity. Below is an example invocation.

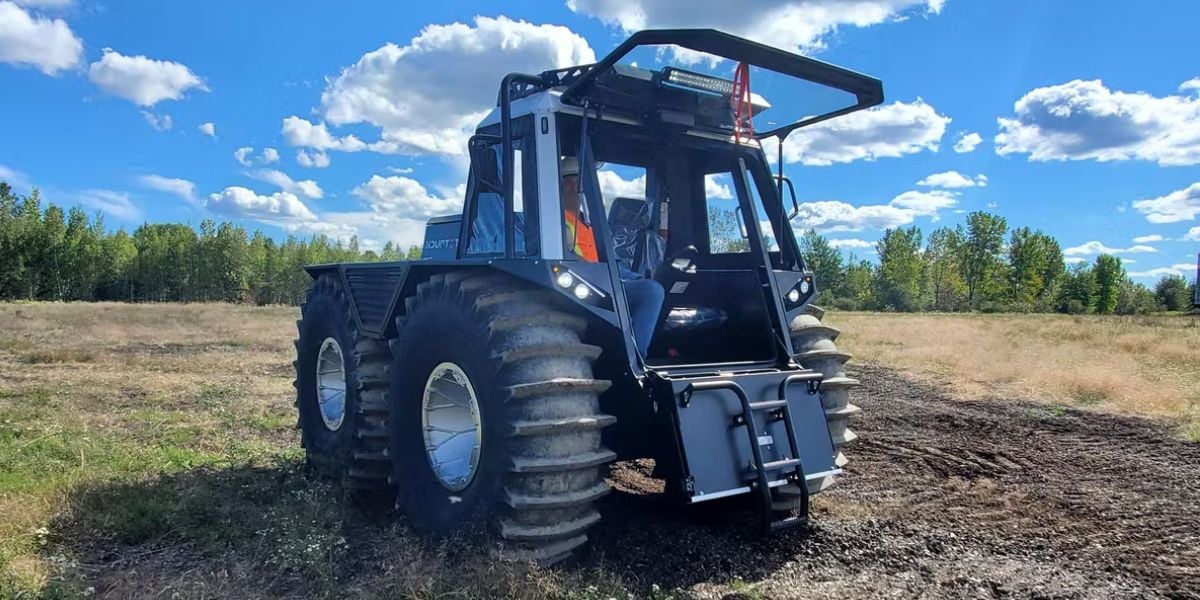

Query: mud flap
[663,369,839,502]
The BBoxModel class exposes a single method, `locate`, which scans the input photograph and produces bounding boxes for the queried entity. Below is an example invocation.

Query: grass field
[826,311,1200,439]
[1,303,1198,598]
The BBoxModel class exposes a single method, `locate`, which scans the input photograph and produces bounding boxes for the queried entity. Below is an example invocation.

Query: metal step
[748,399,787,411]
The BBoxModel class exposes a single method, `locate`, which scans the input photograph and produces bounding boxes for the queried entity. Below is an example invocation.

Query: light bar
[661,67,735,96]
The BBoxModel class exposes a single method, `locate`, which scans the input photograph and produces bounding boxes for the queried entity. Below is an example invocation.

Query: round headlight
[555,272,574,288]
[799,280,811,294]
[786,288,801,303]
[573,284,591,299]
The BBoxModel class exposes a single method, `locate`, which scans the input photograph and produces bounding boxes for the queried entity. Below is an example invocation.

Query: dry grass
[826,311,1200,437]
[0,302,656,599]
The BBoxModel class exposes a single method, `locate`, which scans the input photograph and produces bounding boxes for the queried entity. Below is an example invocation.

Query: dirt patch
[592,364,1200,599]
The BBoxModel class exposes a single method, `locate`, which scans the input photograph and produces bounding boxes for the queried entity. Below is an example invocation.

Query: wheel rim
[421,362,483,491]
[315,337,347,431]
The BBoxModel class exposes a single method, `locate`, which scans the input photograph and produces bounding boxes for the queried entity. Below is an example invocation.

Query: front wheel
[388,272,615,563]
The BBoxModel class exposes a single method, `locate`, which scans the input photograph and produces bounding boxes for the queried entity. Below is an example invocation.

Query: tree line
[800,211,1197,314]
[0,183,419,305]
[2,181,1195,311]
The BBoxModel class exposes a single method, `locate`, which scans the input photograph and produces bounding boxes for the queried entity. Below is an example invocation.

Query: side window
[705,172,750,253]
[466,141,529,255]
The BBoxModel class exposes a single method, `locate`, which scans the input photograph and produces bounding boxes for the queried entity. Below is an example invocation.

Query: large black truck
[293,29,882,563]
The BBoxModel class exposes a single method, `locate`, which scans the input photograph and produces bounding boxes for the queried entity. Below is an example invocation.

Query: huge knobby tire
[294,273,392,493]
[388,271,615,563]
[773,304,861,511]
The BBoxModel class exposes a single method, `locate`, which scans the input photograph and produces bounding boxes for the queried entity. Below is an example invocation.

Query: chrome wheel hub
[421,362,483,491]
[315,337,347,431]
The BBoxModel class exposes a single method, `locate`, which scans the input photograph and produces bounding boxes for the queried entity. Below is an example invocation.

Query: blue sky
[1,0,1198,281]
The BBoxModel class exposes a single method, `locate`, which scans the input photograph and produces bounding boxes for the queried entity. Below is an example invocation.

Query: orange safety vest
[564,211,599,262]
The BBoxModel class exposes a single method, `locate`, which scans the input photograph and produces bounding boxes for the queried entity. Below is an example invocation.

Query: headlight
[786,289,801,303]
[573,284,591,299]
[556,272,575,288]
[799,280,810,294]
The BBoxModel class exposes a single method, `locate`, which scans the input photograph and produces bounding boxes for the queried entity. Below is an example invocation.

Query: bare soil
[594,364,1200,599]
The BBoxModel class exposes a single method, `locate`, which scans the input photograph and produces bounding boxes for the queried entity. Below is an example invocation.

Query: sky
[1,0,1198,281]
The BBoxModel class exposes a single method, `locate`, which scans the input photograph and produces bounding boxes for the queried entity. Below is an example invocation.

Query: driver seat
[606,196,661,276]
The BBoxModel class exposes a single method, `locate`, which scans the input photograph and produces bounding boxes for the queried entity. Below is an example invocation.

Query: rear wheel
[294,274,392,493]
[774,304,861,511]
[388,271,615,563]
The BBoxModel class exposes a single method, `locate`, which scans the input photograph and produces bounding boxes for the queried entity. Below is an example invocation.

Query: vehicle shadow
[43,461,812,596]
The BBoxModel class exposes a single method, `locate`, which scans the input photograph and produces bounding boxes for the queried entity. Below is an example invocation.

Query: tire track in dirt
[592,364,1200,599]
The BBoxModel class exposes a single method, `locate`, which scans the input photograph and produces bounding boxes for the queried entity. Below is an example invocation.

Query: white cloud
[137,174,195,203]
[261,148,279,164]
[1128,263,1197,279]
[828,238,874,249]
[567,0,942,59]
[764,100,950,166]
[248,168,323,199]
[296,149,330,168]
[206,186,316,224]
[0,163,32,191]
[0,1,82,76]
[198,122,215,137]
[995,78,1200,166]
[388,166,413,174]
[916,170,987,189]
[1183,226,1200,242]
[1132,234,1164,244]
[308,16,595,157]
[350,175,462,219]
[1062,240,1158,256]
[11,0,73,8]
[281,116,368,152]
[794,189,956,232]
[1065,257,1085,265]
[75,189,140,221]
[705,174,733,200]
[596,170,646,203]
[140,111,172,131]
[953,131,982,153]
[87,48,207,107]
[1131,182,1200,224]
[234,147,253,166]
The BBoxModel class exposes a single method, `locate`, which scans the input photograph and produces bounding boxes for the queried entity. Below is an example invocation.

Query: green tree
[843,257,875,310]
[874,226,924,311]
[1056,263,1096,314]
[960,212,1008,308]
[1007,227,1065,309]
[924,226,967,311]
[798,229,844,304]
[1154,275,1191,311]
[1093,254,1125,315]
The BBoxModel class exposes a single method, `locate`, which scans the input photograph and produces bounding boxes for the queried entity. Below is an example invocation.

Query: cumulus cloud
[12,0,74,7]
[235,146,284,167]
[198,122,215,137]
[137,174,195,203]
[567,0,943,59]
[764,100,950,166]
[1062,240,1158,256]
[0,163,32,191]
[1131,182,1200,224]
[234,147,253,166]
[0,1,82,75]
[794,189,957,232]
[828,238,874,249]
[953,131,982,153]
[260,148,279,164]
[87,48,207,107]
[1132,234,1164,244]
[248,168,323,199]
[1182,226,1200,242]
[296,149,330,168]
[597,170,646,204]
[1128,263,1197,279]
[995,78,1200,166]
[206,186,316,224]
[302,16,595,157]
[76,189,140,221]
[916,170,987,189]
[350,175,462,219]
[140,111,172,131]
[281,116,368,152]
